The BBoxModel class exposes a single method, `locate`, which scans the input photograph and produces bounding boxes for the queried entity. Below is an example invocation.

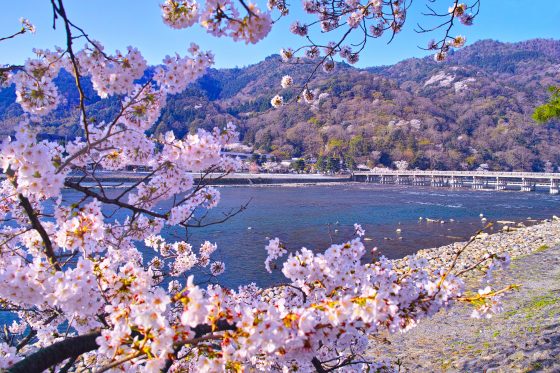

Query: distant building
[356,164,371,171]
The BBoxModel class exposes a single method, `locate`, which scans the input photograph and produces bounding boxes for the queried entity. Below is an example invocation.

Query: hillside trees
[2,41,559,170]
[533,86,560,123]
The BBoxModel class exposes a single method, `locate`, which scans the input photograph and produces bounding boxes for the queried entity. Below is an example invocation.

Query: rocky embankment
[368,219,560,372]
[393,218,560,274]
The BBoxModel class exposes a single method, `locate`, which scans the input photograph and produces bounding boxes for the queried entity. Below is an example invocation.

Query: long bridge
[352,170,560,194]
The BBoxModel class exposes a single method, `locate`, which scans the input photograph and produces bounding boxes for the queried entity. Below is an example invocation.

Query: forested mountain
[1,38,560,171]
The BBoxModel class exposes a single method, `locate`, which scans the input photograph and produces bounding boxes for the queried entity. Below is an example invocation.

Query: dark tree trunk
[8,331,100,373]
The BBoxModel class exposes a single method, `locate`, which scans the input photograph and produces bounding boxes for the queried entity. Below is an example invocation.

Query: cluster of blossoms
[430,33,468,61]
[19,18,36,34]
[120,83,168,131]
[428,2,476,61]
[273,72,329,109]
[161,0,272,44]
[482,252,511,283]
[167,187,221,225]
[280,47,294,62]
[449,2,475,25]
[0,343,20,369]
[154,43,214,94]
[75,43,147,98]
[270,94,284,108]
[280,74,293,88]
[161,0,200,29]
[264,237,287,272]
[289,21,308,36]
[55,200,105,254]
[10,49,62,115]
[0,122,66,199]
[155,240,225,276]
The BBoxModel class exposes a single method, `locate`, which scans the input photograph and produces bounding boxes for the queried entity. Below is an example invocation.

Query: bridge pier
[380,175,394,184]
[450,176,463,188]
[396,175,411,185]
[413,176,429,186]
[431,176,446,187]
[550,179,559,195]
[472,177,484,190]
[495,177,507,191]
[521,178,536,192]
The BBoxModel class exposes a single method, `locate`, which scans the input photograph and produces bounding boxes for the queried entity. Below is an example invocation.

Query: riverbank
[368,219,560,372]
[392,217,560,273]
[64,172,352,185]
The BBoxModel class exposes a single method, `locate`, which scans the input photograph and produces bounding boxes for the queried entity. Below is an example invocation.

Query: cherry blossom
[354,223,365,237]
[264,237,287,272]
[0,343,21,369]
[161,0,200,29]
[270,94,284,108]
[280,74,293,88]
[19,18,36,34]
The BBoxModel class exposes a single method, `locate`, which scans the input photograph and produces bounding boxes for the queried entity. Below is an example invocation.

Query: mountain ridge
[1,38,559,171]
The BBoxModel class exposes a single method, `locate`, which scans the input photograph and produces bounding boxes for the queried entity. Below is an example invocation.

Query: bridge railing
[352,170,560,178]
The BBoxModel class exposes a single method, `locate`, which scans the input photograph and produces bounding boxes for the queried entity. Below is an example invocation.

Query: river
[152,183,560,288]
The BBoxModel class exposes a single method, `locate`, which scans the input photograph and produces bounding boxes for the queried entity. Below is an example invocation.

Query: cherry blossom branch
[457,284,521,302]
[10,319,237,373]
[64,180,167,220]
[8,331,101,373]
[237,0,258,17]
[0,65,23,74]
[185,200,250,228]
[54,80,153,173]
[51,0,92,142]
[161,320,237,371]
[0,30,26,42]
[96,351,144,373]
[0,17,34,43]
[311,356,328,373]
[257,283,308,303]
[58,355,79,373]
[439,222,493,286]
[5,166,61,270]
[15,329,36,352]
[113,163,169,201]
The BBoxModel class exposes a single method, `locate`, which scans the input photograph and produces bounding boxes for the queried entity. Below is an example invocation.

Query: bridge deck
[353,171,560,180]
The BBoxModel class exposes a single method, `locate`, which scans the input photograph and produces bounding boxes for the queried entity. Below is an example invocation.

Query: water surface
[174,184,560,288]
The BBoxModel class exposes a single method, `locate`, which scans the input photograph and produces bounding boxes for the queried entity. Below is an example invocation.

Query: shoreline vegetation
[371,219,560,371]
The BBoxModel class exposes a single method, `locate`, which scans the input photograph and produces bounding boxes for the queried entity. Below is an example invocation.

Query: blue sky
[1,0,559,68]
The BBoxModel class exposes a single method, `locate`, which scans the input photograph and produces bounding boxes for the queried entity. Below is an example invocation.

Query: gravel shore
[392,218,560,275]
[367,219,560,372]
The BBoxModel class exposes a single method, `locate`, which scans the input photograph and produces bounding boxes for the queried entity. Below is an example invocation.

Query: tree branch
[311,357,328,373]
[16,194,61,271]
[64,180,167,220]
[8,331,101,373]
